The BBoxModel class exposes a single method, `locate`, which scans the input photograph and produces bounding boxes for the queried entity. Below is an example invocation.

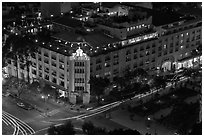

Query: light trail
[2,112,21,135]
[36,76,191,134]
[2,111,35,135]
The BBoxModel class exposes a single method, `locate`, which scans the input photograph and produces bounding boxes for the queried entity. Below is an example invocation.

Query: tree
[82,121,107,135]
[47,125,57,135]
[108,128,141,135]
[3,34,22,80]
[89,76,110,104]
[47,121,75,135]
[113,76,127,90]
[82,121,95,135]
[3,34,38,83]
[153,76,167,91]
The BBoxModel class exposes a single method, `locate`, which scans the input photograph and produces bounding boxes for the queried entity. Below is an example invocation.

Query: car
[17,102,34,110]
[17,102,25,107]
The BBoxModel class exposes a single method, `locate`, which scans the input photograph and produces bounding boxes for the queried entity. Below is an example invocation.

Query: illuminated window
[127,28,129,31]
[186,32,189,35]
[163,44,167,49]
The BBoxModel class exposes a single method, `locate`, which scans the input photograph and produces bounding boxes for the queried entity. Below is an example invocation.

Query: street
[2,73,200,135]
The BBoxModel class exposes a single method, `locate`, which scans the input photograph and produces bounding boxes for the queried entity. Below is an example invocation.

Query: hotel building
[4,4,202,104]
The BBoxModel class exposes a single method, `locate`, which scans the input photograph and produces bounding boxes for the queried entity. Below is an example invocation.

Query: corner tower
[69,47,90,105]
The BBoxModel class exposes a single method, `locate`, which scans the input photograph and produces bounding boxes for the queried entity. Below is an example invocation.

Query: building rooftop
[101,2,120,8]
[53,16,82,28]
[161,17,201,30]
[52,31,120,48]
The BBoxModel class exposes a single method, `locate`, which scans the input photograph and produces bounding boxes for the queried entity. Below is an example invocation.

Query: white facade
[6,47,90,105]
[69,48,90,104]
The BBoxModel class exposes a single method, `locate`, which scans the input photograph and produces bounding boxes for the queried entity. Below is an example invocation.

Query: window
[59,64,64,70]
[31,53,36,58]
[196,35,201,40]
[164,51,167,55]
[139,61,143,66]
[146,45,150,49]
[75,86,84,91]
[31,62,36,68]
[96,65,102,70]
[7,59,11,64]
[75,78,85,83]
[163,44,167,49]
[52,61,56,67]
[158,46,162,51]
[191,36,195,41]
[75,69,85,73]
[113,60,119,65]
[44,52,49,57]
[133,62,137,68]
[32,69,36,75]
[134,48,138,53]
[45,75,49,80]
[186,38,190,42]
[52,78,56,83]
[60,73,64,79]
[126,50,131,55]
[140,53,143,58]
[113,53,119,58]
[38,55,41,61]
[126,56,131,62]
[140,46,144,51]
[151,58,155,62]
[170,43,173,47]
[20,64,24,69]
[134,54,137,59]
[152,50,155,54]
[176,41,179,46]
[51,54,56,60]
[96,58,102,64]
[44,67,49,73]
[44,59,49,64]
[186,44,189,49]
[158,52,162,57]
[105,62,110,67]
[59,57,64,63]
[113,69,119,75]
[146,51,150,56]
[39,72,42,77]
[52,70,56,76]
[75,62,85,66]
[60,81,64,87]
[38,49,41,55]
[39,65,42,70]
[105,56,111,61]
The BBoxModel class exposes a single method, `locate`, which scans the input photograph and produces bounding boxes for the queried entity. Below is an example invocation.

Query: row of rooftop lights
[34,32,158,56]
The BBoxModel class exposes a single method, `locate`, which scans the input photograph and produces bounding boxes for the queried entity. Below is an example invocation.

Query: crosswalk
[47,109,60,116]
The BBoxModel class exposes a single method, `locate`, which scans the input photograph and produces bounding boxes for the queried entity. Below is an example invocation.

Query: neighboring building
[41,2,78,18]
[100,3,129,17]
[52,16,82,33]
[41,2,61,18]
